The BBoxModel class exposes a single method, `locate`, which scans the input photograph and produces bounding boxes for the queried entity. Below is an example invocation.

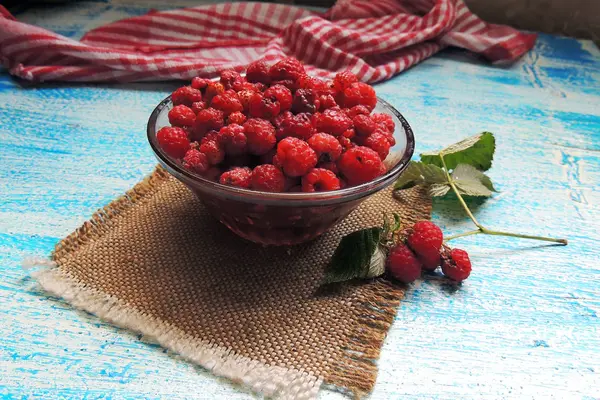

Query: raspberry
[227,111,246,125]
[210,92,243,115]
[346,105,371,118]
[442,248,472,282]
[249,93,281,118]
[219,167,252,188]
[386,244,422,283]
[253,82,267,92]
[313,108,353,136]
[337,146,385,186]
[338,136,353,150]
[262,86,291,113]
[407,221,444,261]
[371,113,395,133]
[182,149,209,174]
[342,128,356,140]
[244,118,276,155]
[172,86,203,106]
[156,127,190,159]
[191,101,207,114]
[269,57,305,82]
[274,137,318,177]
[204,82,225,102]
[246,60,271,84]
[192,108,224,139]
[199,139,225,165]
[200,130,219,145]
[317,94,337,111]
[272,111,293,129]
[219,69,241,89]
[232,79,254,92]
[333,71,359,94]
[419,251,441,272]
[342,82,377,111]
[307,132,343,162]
[364,131,391,160]
[317,161,339,175]
[191,77,210,90]
[217,124,247,155]
[251,164,286,192]
[276,113,315,141]
[301,168,341,192]
[353,114,376,136]
[271,79,299,91]
[296,75,318,90]
[291,89,318,114]
[236,89,255,112]
[168,105,196,128]
[374,127,396,146]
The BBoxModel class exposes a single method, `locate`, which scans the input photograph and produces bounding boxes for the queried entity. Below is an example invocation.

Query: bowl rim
[147,95,415,202]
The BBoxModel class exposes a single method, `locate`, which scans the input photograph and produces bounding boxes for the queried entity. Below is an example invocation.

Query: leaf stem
[445,229,482,241]
[479,228,568,244]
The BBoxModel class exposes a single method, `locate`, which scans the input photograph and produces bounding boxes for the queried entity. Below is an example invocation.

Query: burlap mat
[32,166,431,399]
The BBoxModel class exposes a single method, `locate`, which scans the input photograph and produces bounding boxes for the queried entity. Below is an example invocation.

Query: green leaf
[451,164,498,197]
[428,183,451,197]
[420,132,495,171]
[323,228,384,284]
[394,161,447,190]
[391,213,402,232]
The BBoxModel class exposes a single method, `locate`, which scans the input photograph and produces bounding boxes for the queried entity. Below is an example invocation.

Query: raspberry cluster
[156,57,394,193]
[386,221,472,283]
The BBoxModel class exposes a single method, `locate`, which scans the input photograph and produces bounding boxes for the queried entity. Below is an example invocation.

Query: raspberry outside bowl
[147,95,414,246]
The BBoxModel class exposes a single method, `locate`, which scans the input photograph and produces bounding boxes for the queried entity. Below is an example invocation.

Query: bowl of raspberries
[147,57,414,245]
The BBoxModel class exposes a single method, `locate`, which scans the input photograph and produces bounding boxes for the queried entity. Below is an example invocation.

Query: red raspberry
[419,251,441,272]
[246,60,271,84]
[271,79,299,91]
[191,77,210,90]
[353,114,377,136]
[338,136,353,150]
[276,113,315,141]
[156,127,190,159]
[272,111,293,129]
[442,248,472,282]
[342,128,356,140]
[371,113,395,133]
[337,146,385,186]
[199,139,225,165]
[219,69,241,89]
[342,82,377,111]
[192,108,224,139]
[307,132,343,162]
[269,57,305,82]
[301,168,341,192]
[313,108,353,136]
[296,74,318,90]
[182,149,209,174]
[274,137,318,177]
[317,94,337,111]
[407,221,444,261]
[237,89,255,112]
[210,92,243,115]
[318,161,339,175]
[204,82,225,102]
[264,84,292,112]
[227,111,246,125]
[253,82,267,92]
[233,79,256,92]
[217,124,247,155]
[251,164,286,192]
[200,130,219,145]
[168,105,196,128]
[244,118,276,155]
[386,244,422,283]
[202,166,222,182]
[346,105,371,118]
[292,88,318,114]
[374,127,396,146]
[249,93,281,118]
[191,101,207,114]
[219,167,252,188]
[364,131,391,160]
[333,71,359,94]
[172,86,203,106]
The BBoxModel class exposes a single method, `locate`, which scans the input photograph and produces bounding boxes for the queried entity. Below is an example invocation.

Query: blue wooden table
[1,1,599,398]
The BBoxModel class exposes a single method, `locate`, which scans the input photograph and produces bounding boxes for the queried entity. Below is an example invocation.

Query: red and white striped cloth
[0,0,536,83]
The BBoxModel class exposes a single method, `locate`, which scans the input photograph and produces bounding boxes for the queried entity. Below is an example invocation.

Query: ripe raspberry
[182,149,209,174]
[269,57,305,82]
[386,244,422,284]
[407,221,444,261]
[342,82,377,111]
[199,139,225,165]
[210,92,243,116]
[192,108,224,139]
[337,146,385,186]
[442,248,472,282]
[272,111,293,129]
[219,167,252,188]
[317,161,339,175]
[244,118,276,155]
[271,79,299,91]
[168,105,196,128]
[191,101,207,114]
[346,105,371,118]
[276,113,315,141]
[217,124,247,155]
[364,131,391,160]
[232,79,255,92]
[200,130,219,145]
[219,69,241,89]
[301,168,341,192]
[156,127,190,159]
[371,113,395,133]
[249,93,281,118]
[333,71,359,94]
[246,60,271,84]
[251,164,286,192]
[292,89,318,114]
[296,74,318,90]
[191,77,210,90]
[236,89,255,112]
[353,114,377,136]
[419,251,441,272]
[338,136,353,150]
[342,128,356,140]
[317,94,337,111]
[307,132,343,162]
[204,82,225,102]
[274,137,318,177]
[226,111,245,125]
[172,86,203,106]
[264,84,292,112]
[374,127,396,146]
[313,108,353,136]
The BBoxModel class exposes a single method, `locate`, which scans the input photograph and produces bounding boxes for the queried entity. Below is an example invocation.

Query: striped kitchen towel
[0,0,536,83]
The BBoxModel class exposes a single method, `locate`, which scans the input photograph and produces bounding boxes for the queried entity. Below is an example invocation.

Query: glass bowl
[147,96,415,245]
